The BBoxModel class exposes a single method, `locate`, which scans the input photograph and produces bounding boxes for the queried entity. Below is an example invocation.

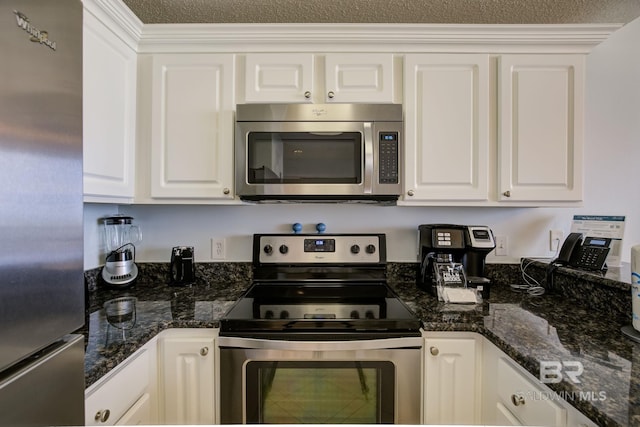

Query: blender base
[100,264,138,288]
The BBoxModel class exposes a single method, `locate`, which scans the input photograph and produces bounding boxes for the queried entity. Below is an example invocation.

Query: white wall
[583,16,640,262]
[83,17,640,269]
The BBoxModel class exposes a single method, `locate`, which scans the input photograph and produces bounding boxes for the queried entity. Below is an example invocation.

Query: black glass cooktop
[220,282,422,340]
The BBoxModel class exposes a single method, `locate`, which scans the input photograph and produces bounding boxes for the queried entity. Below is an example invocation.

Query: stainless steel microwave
[235,103,403,202]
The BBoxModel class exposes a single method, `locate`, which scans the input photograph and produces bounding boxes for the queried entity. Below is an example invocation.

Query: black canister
[170,246,195,285]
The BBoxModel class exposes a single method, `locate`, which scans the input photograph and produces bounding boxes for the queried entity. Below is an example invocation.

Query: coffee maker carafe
[417,224,495,298]
[100,215,141,287]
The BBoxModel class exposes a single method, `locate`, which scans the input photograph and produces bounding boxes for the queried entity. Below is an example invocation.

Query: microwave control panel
[378,132,399,184]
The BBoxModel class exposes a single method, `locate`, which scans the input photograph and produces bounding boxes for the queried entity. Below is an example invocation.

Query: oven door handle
[217,336,423,351]
[363,122,374,194]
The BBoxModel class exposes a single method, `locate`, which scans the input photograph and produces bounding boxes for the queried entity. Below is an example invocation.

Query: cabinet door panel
[499,54,584,201]
[161,336,215,425]
[404,54,489,202]
[497,357,566,426]
[151,54,234,199]
[245,53,313,103]
[325,53,394,103]
[83,11,136,201]
[85,349,150,426]
[116,393,152,426]
[424,337,478,424]
[496,402,523,426]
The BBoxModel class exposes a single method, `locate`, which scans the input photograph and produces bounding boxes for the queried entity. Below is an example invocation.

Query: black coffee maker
[417,224,496,298]
[170,246,196,285]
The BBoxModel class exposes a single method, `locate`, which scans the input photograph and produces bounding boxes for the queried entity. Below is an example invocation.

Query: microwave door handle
[363,122,374,194]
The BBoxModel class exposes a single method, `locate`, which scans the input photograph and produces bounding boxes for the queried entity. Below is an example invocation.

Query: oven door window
[245,360,394,424]
[246,132,362,184]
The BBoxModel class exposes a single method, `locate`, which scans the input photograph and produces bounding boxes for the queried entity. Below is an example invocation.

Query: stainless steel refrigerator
[0,0,85,425]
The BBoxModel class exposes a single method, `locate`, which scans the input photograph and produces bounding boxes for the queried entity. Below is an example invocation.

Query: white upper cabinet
[243,53,395,104]
[498,54,584,202]
[244,53,314,103]
[404,54,490,202]
[324,53,395,103]
[403,53,585,206]
[81,10,612,205]
[82,8,137,203]
[147,54,235,200]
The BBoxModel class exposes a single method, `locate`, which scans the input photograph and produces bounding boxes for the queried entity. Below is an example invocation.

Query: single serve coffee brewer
[417,224,496,299]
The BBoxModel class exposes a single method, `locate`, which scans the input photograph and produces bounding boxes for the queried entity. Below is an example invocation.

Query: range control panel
[255,234,384,264]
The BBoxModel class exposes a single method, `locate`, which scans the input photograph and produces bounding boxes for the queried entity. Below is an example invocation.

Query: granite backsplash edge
[84,261,631,321]
[84,262,518,290]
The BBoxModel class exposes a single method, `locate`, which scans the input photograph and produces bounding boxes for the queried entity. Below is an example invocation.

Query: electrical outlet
[550,230,563,251]
[211,237,225,260]
[495,235,508,256]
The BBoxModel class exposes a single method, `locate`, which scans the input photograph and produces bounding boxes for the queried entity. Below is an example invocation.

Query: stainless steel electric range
[219,233,423,424]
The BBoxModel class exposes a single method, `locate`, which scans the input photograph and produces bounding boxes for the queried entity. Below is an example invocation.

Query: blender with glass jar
[100,215,141,287]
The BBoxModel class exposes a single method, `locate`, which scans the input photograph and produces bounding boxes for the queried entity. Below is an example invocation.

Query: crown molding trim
[83,0,143,51]
[87,0,621,54]
[139,23,622,54]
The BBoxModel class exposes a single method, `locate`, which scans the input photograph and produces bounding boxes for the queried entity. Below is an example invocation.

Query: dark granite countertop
[80,262,640,427]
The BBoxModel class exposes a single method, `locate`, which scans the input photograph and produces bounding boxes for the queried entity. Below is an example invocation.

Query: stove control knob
[350,310,360,319]
[365,310,375,319]
[350,244,360,254]
[263,244,273,255]
[280,310,289,319]
[279,244,289,254]
[366,244,376,254]
[264,310,274,319]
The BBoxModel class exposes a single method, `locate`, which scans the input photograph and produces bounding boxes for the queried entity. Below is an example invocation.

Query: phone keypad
[576,247,609,270]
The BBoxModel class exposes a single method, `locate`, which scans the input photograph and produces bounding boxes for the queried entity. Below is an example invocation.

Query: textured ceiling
[122,0,640,24]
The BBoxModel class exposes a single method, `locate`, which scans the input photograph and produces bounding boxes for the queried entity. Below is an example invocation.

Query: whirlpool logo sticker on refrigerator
[13,10,57,51]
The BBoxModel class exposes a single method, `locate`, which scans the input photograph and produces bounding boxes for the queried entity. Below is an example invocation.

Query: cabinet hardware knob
[503,190,511,197]
[95,409,111,423]
[511,393,525,406]
[327,91,335,99]
[304,91,311,99]
[223,188,230,195]
[430,346,439,356]
[407,190,414,197]
[200,347,209,356]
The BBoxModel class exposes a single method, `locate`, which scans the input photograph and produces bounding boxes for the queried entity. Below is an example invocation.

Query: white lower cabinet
[423,332,481,424]
[496,357,567,426]
[85,329,598,427]
[158,329,217,425]
[422,332,598,427]
[482,337,597,427]
[115,393,152,426]
[495,401,523,425]
[84,340,158,426]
